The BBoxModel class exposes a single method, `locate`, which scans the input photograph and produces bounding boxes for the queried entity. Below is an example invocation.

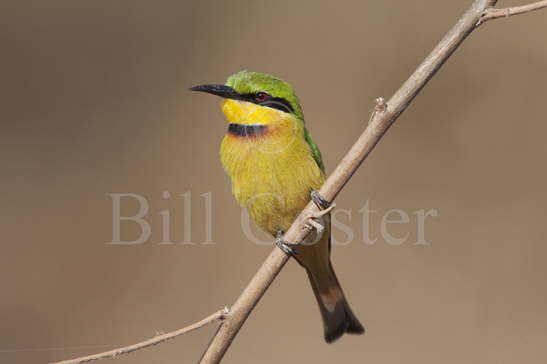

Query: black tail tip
[324,314,365,343]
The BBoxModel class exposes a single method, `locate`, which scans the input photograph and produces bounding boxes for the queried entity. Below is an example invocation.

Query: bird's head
[190,71,304,126]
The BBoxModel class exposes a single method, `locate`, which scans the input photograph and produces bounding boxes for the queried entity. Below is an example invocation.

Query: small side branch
[50,308,229,364]
[478,1,547,24]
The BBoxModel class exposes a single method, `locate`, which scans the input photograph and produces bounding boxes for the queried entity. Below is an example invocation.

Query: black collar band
[227,123,268,137]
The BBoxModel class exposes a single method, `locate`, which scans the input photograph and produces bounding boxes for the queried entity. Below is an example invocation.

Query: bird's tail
[305,261,364,343]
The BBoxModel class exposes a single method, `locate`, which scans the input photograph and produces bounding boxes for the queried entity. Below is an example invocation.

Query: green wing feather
[304,127,325,173]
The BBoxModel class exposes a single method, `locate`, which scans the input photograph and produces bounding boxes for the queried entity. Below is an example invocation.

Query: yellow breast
[219,99,324,235]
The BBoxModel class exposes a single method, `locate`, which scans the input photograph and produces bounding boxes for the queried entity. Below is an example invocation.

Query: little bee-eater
[190,71,364,343]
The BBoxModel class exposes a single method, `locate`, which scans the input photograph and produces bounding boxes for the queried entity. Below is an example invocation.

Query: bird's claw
[275,232,298,256]
[311,191,331,210]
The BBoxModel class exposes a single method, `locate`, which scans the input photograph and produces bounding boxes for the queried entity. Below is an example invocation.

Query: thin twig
[478,0,547,24]
[50,308,229,364]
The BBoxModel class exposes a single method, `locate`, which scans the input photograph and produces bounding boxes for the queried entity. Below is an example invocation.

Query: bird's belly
[242,177,310,235]
[220,134,324,235]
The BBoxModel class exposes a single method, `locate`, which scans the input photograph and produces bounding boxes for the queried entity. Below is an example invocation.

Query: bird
[190,71,364,343]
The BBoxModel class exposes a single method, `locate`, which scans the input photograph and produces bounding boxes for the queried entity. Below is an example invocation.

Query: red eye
[255,92,269,103]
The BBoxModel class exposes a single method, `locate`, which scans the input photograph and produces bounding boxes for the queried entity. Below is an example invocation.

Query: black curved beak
[188,84,240,99]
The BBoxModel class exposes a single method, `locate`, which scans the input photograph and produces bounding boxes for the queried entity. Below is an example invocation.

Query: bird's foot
[311,191,332,210]
[275,231,298,257]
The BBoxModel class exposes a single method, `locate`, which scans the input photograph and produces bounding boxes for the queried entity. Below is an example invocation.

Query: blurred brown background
[1,1,546,363]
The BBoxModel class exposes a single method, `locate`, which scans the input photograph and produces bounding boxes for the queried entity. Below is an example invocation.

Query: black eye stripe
[240,94,294,114]
[218,91,294,114]
[259,98,293,113]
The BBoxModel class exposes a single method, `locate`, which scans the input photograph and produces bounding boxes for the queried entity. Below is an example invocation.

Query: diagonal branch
[199,0,505,363]
[478,0,547,24]
[50,308,229,364]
